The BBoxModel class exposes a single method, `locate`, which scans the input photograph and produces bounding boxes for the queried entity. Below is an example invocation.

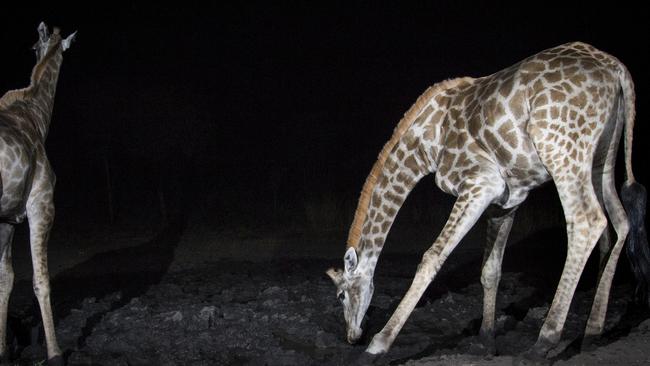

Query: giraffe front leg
[0,224,16,365]
[473,207,517,355]
[365,178,505,356]
[27,197,62,366]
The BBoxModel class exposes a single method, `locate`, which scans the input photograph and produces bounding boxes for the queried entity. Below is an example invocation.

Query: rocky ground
[6,253,649,366]
[4,214,649,365]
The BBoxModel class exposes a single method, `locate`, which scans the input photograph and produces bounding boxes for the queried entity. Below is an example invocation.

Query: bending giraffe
[327,42,649,361]
[0,23,75,366]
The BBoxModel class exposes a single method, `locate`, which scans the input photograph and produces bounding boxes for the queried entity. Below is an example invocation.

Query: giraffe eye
[338,292,346,302]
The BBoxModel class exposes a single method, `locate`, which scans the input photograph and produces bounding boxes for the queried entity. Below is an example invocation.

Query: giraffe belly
[499,159,551,208]
[433,137,551,208]
[0,188,29,223]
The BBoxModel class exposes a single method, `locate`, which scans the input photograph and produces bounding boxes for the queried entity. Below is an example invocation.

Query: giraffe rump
[346,77,473,248]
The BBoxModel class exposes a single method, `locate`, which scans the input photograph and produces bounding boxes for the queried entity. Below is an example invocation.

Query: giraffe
[0,22,75,366]
[327,41,649,361]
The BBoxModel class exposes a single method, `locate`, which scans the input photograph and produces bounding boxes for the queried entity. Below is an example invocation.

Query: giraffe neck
[354,137,432,276]
[345,77,476,276]
[26,44,64,139]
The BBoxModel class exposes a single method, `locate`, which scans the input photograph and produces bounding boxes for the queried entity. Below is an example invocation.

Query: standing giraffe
[0,23,75,366]
[327,42,649,361]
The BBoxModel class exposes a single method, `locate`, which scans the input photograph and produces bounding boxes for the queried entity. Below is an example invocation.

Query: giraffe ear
[38,22,49,43]
[62,31,77,51]
[326,268,343,286]
[344,247,358,274]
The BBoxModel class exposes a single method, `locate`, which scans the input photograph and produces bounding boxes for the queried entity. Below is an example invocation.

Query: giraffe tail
[618,64,650,307]
[621,183,650,307]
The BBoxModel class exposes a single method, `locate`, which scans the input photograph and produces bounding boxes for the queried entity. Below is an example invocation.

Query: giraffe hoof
[468,331,496,355]
[513,354,549,366]
[580,335,599,352]
[513,346,551,366]
[48,355,65,366]
[468,338,496,356]
[356,351,387,365]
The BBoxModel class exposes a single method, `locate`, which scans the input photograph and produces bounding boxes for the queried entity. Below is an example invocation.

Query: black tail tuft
[621,181,650,307]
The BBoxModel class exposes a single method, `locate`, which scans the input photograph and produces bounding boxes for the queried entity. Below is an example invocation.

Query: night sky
[1,2,648,245]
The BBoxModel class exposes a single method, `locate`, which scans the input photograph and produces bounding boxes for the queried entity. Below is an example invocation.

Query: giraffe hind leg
[584,100,629,346]
[525,178,607,360]
[593,164,612,267]
[591,93,623,269]
[583,168,629,345]
[525,122,607,359]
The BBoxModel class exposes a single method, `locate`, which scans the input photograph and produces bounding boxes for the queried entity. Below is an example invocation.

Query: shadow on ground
[7,213,186,364]
[6,222,649,365]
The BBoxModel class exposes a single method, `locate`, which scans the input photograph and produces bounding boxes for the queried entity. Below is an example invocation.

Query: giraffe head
[33,22,76,61]
[327,247,374,344]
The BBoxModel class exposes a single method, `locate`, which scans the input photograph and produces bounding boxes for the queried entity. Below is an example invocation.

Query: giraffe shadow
[8,213,187,361]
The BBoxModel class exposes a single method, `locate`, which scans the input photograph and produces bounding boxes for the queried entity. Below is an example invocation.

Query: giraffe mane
[0,34,63,111]
[0,89,26,110]
[346,76,474,249]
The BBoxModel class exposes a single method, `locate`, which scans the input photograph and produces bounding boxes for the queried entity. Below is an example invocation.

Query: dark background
[1,2,648,261]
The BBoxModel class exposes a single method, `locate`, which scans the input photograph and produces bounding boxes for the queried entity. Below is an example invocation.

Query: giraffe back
[425,42,625,207]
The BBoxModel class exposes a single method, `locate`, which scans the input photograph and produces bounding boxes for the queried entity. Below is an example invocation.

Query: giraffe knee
[592,211,608,239]
[616,217,630,244]
[582,209,607,244]
[481,268,499,290]
[481,261,501,290]
[33,279,51,299]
